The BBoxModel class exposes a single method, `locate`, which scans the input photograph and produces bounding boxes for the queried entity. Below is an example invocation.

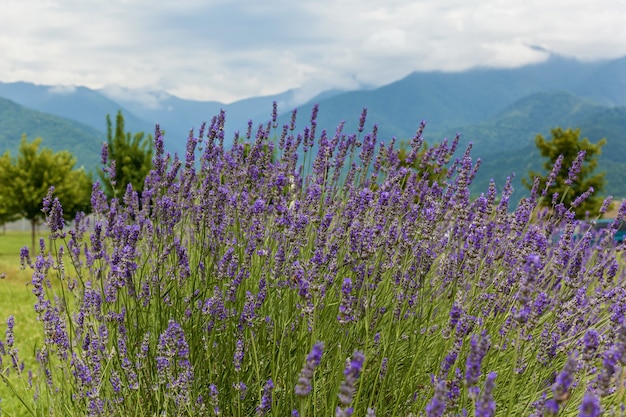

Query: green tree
[99,111,153,199]
[0,136,92,249]
[525,127,607,217]
[0,156,20,230]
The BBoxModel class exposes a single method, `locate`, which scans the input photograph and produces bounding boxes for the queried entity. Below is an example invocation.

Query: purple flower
[208,384,220,415]
[155,320,193,406]
[565,150,586,186]
[357,108,367,133]
[379,357,388,380]
[614,324,626,365]
[271,101,278,127]
[596,346,619,396]
[41,186,55,215]
[288,108,298,131]
[101,142,109,165]
[543,154,563,196]
[234,338,244,372]
[466,332,491,393]
[336,406,354,417]
[475,372,496,417]
[257,379,274,415]
[599,195,613,214]
[578,390,601,417]
[252,198,266,214]
[336,351,365,416]
[583,329,599,361]
[426,379,447,417]
[295,342,324,396]
[106,159,117,186]
[544,399,559,415]
[110,371,122,393]
[440,347,459,377]
[5,316,14,348]
[571,187,594,208]
[552,355,578,404]
[233,381,248,400]
[338,277,355,324]
[19,246,31,269]
[45,197,65,238]
[449,303,463,330]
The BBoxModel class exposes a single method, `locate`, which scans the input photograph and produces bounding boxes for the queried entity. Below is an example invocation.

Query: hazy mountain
[464,92,626,199]
[571,55,626,106]
[0,82,344,158]
[97,87,348,154]
[1,53,626,199]
[0,82,153,136]
[275,54,613,146]
[2,53,620,147]
[445,91,609,157]
[0,96,103,170]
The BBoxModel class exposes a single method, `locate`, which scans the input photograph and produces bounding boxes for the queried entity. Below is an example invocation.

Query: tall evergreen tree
[525,127,606,217]
[99,111,153,199]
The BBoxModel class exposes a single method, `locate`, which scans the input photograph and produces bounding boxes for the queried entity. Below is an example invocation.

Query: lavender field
[1,104,625,416]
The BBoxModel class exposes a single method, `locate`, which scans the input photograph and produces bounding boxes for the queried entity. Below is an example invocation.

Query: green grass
[0,230,45,274]
[0,231,46,417]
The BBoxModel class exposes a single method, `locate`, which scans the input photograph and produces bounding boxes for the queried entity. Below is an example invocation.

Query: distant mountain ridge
[462,92,626,198]
[275,54,626,146]
[0,96,103,170]
[1,53,626,199]
[0,82,153,136]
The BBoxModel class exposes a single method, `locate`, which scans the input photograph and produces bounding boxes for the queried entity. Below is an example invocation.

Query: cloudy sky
[2,0,626,104]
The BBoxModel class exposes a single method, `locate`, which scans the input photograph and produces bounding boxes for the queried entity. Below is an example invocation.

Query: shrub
[1,105,626,416]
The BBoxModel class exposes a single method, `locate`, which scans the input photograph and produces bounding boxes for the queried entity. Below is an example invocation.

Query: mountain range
[1,53,626,200]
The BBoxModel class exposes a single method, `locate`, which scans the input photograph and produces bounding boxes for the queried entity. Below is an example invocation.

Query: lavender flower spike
[209,384,220,416]
[257,379,274,416]
[234,338,244,372]
[475,372,497,417]
[578,390,601,417]
[101,142,108,165]
[425,378,447,417]
[565,150,586,186]
[466,331,491,397]
[336,350,365,417]
[5,315,14,348]
[295,342,325,396]
[552,354,578,404]
[543,153,563,195]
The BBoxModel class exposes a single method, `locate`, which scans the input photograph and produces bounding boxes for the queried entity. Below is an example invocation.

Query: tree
[0,156,20,231]
[525,127,606,217]
[0,136,93,249]
[99,111,153,199]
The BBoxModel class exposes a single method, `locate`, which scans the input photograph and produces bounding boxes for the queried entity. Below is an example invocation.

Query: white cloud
[47,85,77,94]
[362,29,409,56]
[0,0,625,102]
[99,85,171,109]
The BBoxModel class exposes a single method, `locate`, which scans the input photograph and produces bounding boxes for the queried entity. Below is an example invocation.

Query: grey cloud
[1,0,625,102]
[136,2,331,51]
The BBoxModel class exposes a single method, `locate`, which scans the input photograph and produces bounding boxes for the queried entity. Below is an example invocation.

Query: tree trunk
[31,218,36,253]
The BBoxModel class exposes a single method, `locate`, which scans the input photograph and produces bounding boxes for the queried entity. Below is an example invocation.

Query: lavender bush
[1,104,626,416]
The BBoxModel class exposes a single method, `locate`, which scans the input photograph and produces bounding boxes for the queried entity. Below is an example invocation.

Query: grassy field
[0,231,46,416]
[0,230,43,325]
